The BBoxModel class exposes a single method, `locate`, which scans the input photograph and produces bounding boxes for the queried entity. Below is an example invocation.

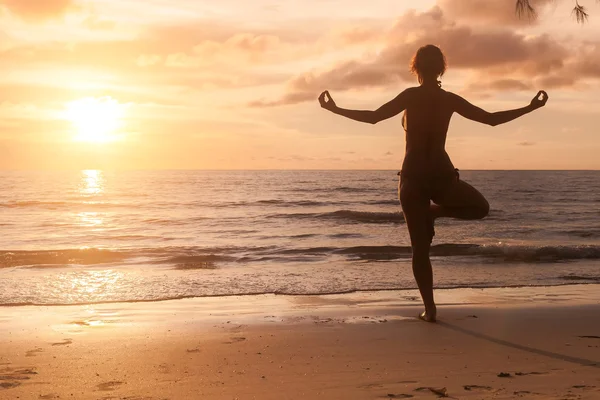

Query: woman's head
[410,45,447,85]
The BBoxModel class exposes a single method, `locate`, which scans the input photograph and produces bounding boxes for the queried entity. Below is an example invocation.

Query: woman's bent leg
[432,179,490,220]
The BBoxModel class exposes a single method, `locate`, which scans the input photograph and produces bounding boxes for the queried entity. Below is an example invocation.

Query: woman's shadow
[437,320,599,368]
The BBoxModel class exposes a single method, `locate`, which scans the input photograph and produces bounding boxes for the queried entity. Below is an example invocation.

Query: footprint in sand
[39,394,60,399]
[414,387,448,397]
[515,371,547,376]
[0,382,21,389]
[51,338,73,346]
[157,363,170,374]
[120,397,161,400]
[0,366,38,390]
[228,324,247,333]
[382,394,414,399]
[358,382,384,389]
[464,385,492,391]
[97,380,124,391]
[513,390,543,396]
[223,336,246,344]
[25,348,43,357]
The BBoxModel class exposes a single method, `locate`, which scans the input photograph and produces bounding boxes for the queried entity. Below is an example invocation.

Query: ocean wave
[260,243,600,263]
[327,233,364,239]
[364,200,400,206]
[254,199,329,207]
[324,210,405,223]
[173,262,219,270]
[563,229,600,238]
[470,244,600,263]
[268,210,405,224]
[1,281,598,307]
[203,199,340,209]
[0,248,129,268]
[4,243,600,269]
[328,186,378,193]
[200,198,397,208]
[557,274,600,281]
[142,218,194,226]
[0,200,132,210]
[289,233,319,239]
[154,254,235,264]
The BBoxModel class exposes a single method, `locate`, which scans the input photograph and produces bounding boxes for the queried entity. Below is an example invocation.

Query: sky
[0,0,599,170]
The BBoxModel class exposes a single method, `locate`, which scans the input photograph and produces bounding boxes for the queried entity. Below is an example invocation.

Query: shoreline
[1,281,599,308]
[1,284,598,336]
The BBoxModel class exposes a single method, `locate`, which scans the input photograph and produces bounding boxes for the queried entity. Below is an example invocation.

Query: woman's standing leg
[400,178,437,322]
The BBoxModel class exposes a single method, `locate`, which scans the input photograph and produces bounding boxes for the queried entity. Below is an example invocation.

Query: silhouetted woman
[318,44,548,322]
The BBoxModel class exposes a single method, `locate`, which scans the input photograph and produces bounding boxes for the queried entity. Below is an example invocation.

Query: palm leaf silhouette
[515,0,597,23]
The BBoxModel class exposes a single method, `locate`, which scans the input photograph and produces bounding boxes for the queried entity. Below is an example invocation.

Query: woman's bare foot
[418,305,437,323]
[418,311,437,323]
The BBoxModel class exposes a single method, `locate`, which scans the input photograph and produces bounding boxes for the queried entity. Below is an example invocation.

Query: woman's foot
[418,311,437,323]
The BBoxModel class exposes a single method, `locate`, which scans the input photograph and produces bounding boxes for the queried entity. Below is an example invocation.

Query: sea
[1,170,599,306]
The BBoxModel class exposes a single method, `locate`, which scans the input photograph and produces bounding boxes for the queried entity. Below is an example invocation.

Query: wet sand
[1,285,599,399]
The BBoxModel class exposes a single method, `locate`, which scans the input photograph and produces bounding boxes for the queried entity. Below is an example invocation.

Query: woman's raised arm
[318,90,410,125]
[451,90,548,127]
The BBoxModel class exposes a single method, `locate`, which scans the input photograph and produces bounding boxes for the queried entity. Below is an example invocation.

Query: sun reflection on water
[80,170,105,196]
[76,170,106,228]
[77,212,103,227]
[69,270,122,297]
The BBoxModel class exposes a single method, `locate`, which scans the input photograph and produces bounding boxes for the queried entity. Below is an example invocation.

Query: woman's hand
[318,90,337,112]
[530,90,549,110]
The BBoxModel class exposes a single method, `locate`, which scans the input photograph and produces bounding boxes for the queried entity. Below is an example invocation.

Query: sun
[66,97,125,143]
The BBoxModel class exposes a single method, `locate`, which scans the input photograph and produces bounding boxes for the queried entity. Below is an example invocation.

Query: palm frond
[572,2,589,23]
[516,0,596,24]
[516,0,537,20]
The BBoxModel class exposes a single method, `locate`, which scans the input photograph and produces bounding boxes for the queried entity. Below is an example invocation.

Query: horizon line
[1,168,599,172]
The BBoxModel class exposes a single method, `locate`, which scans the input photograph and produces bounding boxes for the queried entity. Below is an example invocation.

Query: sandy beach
[1,285,599,399]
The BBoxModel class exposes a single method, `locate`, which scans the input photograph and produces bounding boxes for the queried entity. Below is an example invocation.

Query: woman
[318,44,548,322]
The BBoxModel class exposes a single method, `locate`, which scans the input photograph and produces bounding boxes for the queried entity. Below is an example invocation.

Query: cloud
[331,25,383,45]
[469,79,532,92]
[138,22,382,71]
[573,42,600,78]
[385,7,568,75]
[0,0,74,21]
[251,6,585,107]
[249,92,316,108]
[161,33,282,68]
[250,59,408,107]
[83,15,116,31]
[0,24,292,102]
[137,22,318,62]
[536,75,576,88]
[136,54,162,68]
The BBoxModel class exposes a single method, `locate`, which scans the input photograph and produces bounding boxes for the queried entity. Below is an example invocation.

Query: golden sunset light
[0,0,596,170]
[2,1,600,398]
[66,97,125,143]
